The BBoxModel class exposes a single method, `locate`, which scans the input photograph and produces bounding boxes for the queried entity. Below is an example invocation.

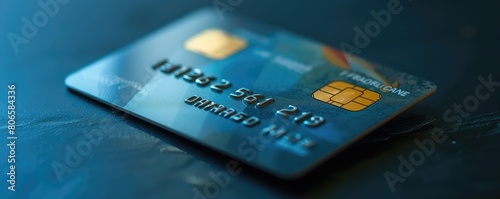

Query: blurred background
[1,0,500,198]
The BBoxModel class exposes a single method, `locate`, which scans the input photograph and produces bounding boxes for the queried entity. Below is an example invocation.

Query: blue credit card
[65,8,436,178]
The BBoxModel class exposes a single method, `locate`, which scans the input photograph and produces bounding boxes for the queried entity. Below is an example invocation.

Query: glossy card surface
[65,8,436,178]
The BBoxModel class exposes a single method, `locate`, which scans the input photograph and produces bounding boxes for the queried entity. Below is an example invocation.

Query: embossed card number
[151,59,326,129]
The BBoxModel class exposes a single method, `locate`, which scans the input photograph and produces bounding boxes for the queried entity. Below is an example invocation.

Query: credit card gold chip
[184,29,247,60]
[312,81,381,111]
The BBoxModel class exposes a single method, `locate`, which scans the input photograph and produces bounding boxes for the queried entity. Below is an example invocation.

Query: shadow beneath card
[66,88,500,197]
[65,88,420,193]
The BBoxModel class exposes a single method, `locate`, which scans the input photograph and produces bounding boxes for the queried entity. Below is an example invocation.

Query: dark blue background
[1,0,500,198]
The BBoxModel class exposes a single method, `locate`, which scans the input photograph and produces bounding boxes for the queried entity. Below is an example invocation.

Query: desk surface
[1,0,499,198]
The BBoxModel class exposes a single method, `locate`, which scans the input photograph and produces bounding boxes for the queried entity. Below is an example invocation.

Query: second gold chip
[312,81,381,111]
